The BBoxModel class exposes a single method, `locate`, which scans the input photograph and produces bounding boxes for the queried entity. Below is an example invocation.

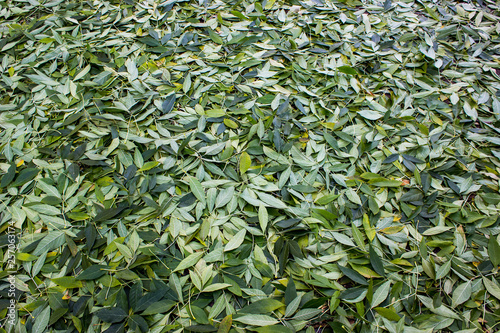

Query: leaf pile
[1,0,500,332]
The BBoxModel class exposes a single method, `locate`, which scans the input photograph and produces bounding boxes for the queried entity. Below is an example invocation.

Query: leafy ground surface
[1,0,500,332]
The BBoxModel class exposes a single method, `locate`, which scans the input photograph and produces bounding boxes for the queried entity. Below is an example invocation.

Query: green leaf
[142,300,176,315]
[129,314,149,332]
[76,265,109,280]
[488,236,500,267]
[358,110,383,120]
[174,252,204,272]
[215,187,234,209]
[162,93,176,114]
[6,1,500,331]
[258,204,268,232]
[240,299,284,314]
[29,204,60,216]
[292,308,322,320]
[190,305,209,324]
[206,109,226,117]
[224,229,246,252]
[0,163,15,188]
[345,188,362,205]
[49,308,68,326]
[371,281,391,308]
[256,192,287,209]
[115,242,133,259]
[331,232,355,247]
[227,32,247,45]
[368,179,402,187]
[224,118,238,129]
[452,281,471,308]
[11,206,26,224]
[26,74,59,86]
[67,212,90,221]
[74,64,91,81]
[436,259,452,280]
[202,283,232,292]
[33,231,65,256]
[170,273,184,303]
[483,277,500,301]
[32,251,47,277]
[422,258,435,280]
[234,314,279,326]
[32,306,51,333]
[16,253,38,261]
[217,315,232,333]
[209,296,226,319]
[351,224,365,251]
[315,193,340,205]
[422,226,453,236]
[240,151,252,174]
[285,279,297,305]
[183,73,191,93]
[362,215,376,242]
[201,142,225,155]
[189,177,206,206]
[96,308,128,323]
[10,168,39,187]
[338,66,358,75]
[253,326,293,333]
[338,265,368,285]
[187,325,217,332]
[369,245,385,277]
[285,295,301,317]
[208,28,223,44]
[52,276,83,288]
[374,307,401,321]
[138,161,159,171]
[37,180,61,198]
[94,207,125,223]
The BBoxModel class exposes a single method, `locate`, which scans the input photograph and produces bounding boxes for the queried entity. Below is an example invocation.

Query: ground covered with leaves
[1,0,500,332]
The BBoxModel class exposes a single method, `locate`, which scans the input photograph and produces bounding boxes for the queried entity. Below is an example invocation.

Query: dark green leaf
[97,308,128,323]
[369,245,385,277]
[162,94,176,114]
[338,265,368,285]
[488,236,500,267]
[76,265,109,280]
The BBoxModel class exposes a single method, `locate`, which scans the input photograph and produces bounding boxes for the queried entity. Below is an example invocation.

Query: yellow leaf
[62,291,71,300]
[224,118,238,129]
[363,214,376,241]
[195,104,204,115]
[350,264,382,278]
[16,253,38,261]
[430,113,442,125]
[391,258,413,267]
[380,226,404,234]
[206,108,226,117]
[264,0,275,9]
[263,175,275,182]
[218,315,232,333]
[239,152,251,174]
